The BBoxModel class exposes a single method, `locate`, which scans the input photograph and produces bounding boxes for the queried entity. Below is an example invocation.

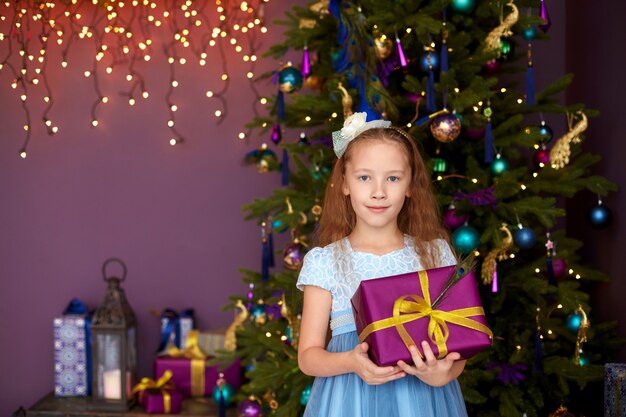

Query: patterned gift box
[159,308,196,352]
[351,265,493,367]
[605,363,626,417]
[53,299,92,396]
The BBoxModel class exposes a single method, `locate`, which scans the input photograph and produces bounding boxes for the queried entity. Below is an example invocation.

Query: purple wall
[0,3,296,414]
[0,2,624,416]
[565,1,626,361]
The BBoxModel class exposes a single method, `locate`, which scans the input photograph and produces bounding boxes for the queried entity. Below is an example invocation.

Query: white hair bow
[331,112,391,158]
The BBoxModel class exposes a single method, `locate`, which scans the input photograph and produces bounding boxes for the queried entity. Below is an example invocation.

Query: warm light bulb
[215,110,222,117]
[171,104,177,111]
[92,120,99,126]
[84,70,91,77]
[169,138,177,145]
[129,98,135,105]
[179,58,186,64]
[21,94,27,101]
[206,91,214,98]
[20,151,27,158]
[102,96,109,103]
[52,126,59,133]
[142,91,149,99]
[172,80,178,87]
[246,72,253,78]
[238,132,246,139]
[61,61,68,68]
[221,74,228,80]
[106,67,113,73]
[144,55,150,61]
[44,96,50,102]
[199,59,206,66]
[259,98,267,104]
[167,120,174,127]
[305,116,311,121]
[126,74,133,81]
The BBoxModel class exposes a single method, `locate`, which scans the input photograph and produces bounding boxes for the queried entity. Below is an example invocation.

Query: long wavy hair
[315,127,451,269]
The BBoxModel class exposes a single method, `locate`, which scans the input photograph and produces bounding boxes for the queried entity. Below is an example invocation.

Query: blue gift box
[605,363,626,417]
[54,299,92,397]
[158,308,196,352]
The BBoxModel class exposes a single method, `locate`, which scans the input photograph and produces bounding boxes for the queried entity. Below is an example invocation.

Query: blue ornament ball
[300,384,313,406]
[212,383,235,406]
[587,203,612,230]
[566,313,582,333]
[421,53,439,72]
[490,157,508,176]
[514,227,536,249]
[451,0,475,13]
[538,122,554,143]
[522,25,537,41]
[452,225,480,254]
[278,65,303,93]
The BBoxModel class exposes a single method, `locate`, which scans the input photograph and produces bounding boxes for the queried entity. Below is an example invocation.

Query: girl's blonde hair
[315,127,451,269]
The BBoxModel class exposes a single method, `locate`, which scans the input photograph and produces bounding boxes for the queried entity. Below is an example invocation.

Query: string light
[2,0,270,156]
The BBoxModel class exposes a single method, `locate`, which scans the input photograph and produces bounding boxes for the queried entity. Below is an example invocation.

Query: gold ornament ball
[430,113,462,143]
[374,36,393,60]
[303,75,324,90]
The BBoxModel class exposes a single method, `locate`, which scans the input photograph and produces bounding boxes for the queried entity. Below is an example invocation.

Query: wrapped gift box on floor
[197,328,227,356]
[351,265,493,367]
[53,299,92,396]
[158,308,196,352]
[605,363,626,417]
[134,371,183,414]
[154,330,241,397]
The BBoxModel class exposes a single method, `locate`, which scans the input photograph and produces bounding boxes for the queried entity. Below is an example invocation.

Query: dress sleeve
[435,239,458,267]
[296,246,334,292]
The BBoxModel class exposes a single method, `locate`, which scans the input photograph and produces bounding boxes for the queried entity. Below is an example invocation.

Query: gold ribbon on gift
[358,270,493,359]
[164,330,207,396]
[132,370,174,413]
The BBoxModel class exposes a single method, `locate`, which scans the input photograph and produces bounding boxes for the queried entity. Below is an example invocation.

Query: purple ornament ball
[444,208,468,230]
[533,148,551,169]
[485,59,501,74]
[552,258,568,280]
[464,126,485,141]
[283,242,305,270]
[238,398,263,417]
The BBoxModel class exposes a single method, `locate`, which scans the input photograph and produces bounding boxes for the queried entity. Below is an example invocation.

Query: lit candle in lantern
[103,369,122,399]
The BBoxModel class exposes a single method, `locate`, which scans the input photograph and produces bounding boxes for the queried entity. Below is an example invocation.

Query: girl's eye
[358,175,370,181]
[388,176,399,182]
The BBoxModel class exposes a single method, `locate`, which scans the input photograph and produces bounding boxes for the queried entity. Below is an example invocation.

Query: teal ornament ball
[522,25,537,41]
[300,384,313,406]
[538,122,554,143]
[490,156,508,176]
[566,313,582,333]
[271,218,289,233]
[452,225,480,254]
[212,383,235,406]
[250,304,267,325]
[577,354,590,366]
[278,65,303,93]
[451,0,475,13]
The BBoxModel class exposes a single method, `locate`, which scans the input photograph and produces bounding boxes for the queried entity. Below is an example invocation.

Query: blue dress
[296,236,468,417]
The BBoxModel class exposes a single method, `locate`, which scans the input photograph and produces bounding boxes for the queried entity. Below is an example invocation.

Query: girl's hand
[350,342,406,385]
[397,341,462,387]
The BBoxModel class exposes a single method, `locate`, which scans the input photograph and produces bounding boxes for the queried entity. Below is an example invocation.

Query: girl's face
[342,139,412,233]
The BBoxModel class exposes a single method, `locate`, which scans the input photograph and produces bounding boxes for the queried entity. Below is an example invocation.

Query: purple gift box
[351,265,493,366]
[154,356,241,398]
[138,387,183,414]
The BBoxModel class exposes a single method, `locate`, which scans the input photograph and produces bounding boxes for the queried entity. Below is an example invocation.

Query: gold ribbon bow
[358,271,493,359]
[132,370,174,413]
[163,330,207,396]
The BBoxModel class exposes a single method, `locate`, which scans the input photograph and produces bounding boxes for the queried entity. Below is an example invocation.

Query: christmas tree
[223,0,622,415]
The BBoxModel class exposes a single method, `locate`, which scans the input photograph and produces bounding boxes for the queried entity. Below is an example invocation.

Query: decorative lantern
[90,258,137,411]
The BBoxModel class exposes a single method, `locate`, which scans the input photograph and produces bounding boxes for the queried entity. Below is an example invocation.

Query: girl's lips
[366,206,389,213]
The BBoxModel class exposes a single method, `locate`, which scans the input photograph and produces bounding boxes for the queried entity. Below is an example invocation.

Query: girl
[296,113,468,417]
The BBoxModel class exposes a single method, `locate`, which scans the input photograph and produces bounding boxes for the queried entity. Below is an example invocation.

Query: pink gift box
[139,387,183,414]
[154,356,241,397]
[351,265,492,367]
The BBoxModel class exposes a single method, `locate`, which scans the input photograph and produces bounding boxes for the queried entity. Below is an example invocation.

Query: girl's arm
[297,285,406,385]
